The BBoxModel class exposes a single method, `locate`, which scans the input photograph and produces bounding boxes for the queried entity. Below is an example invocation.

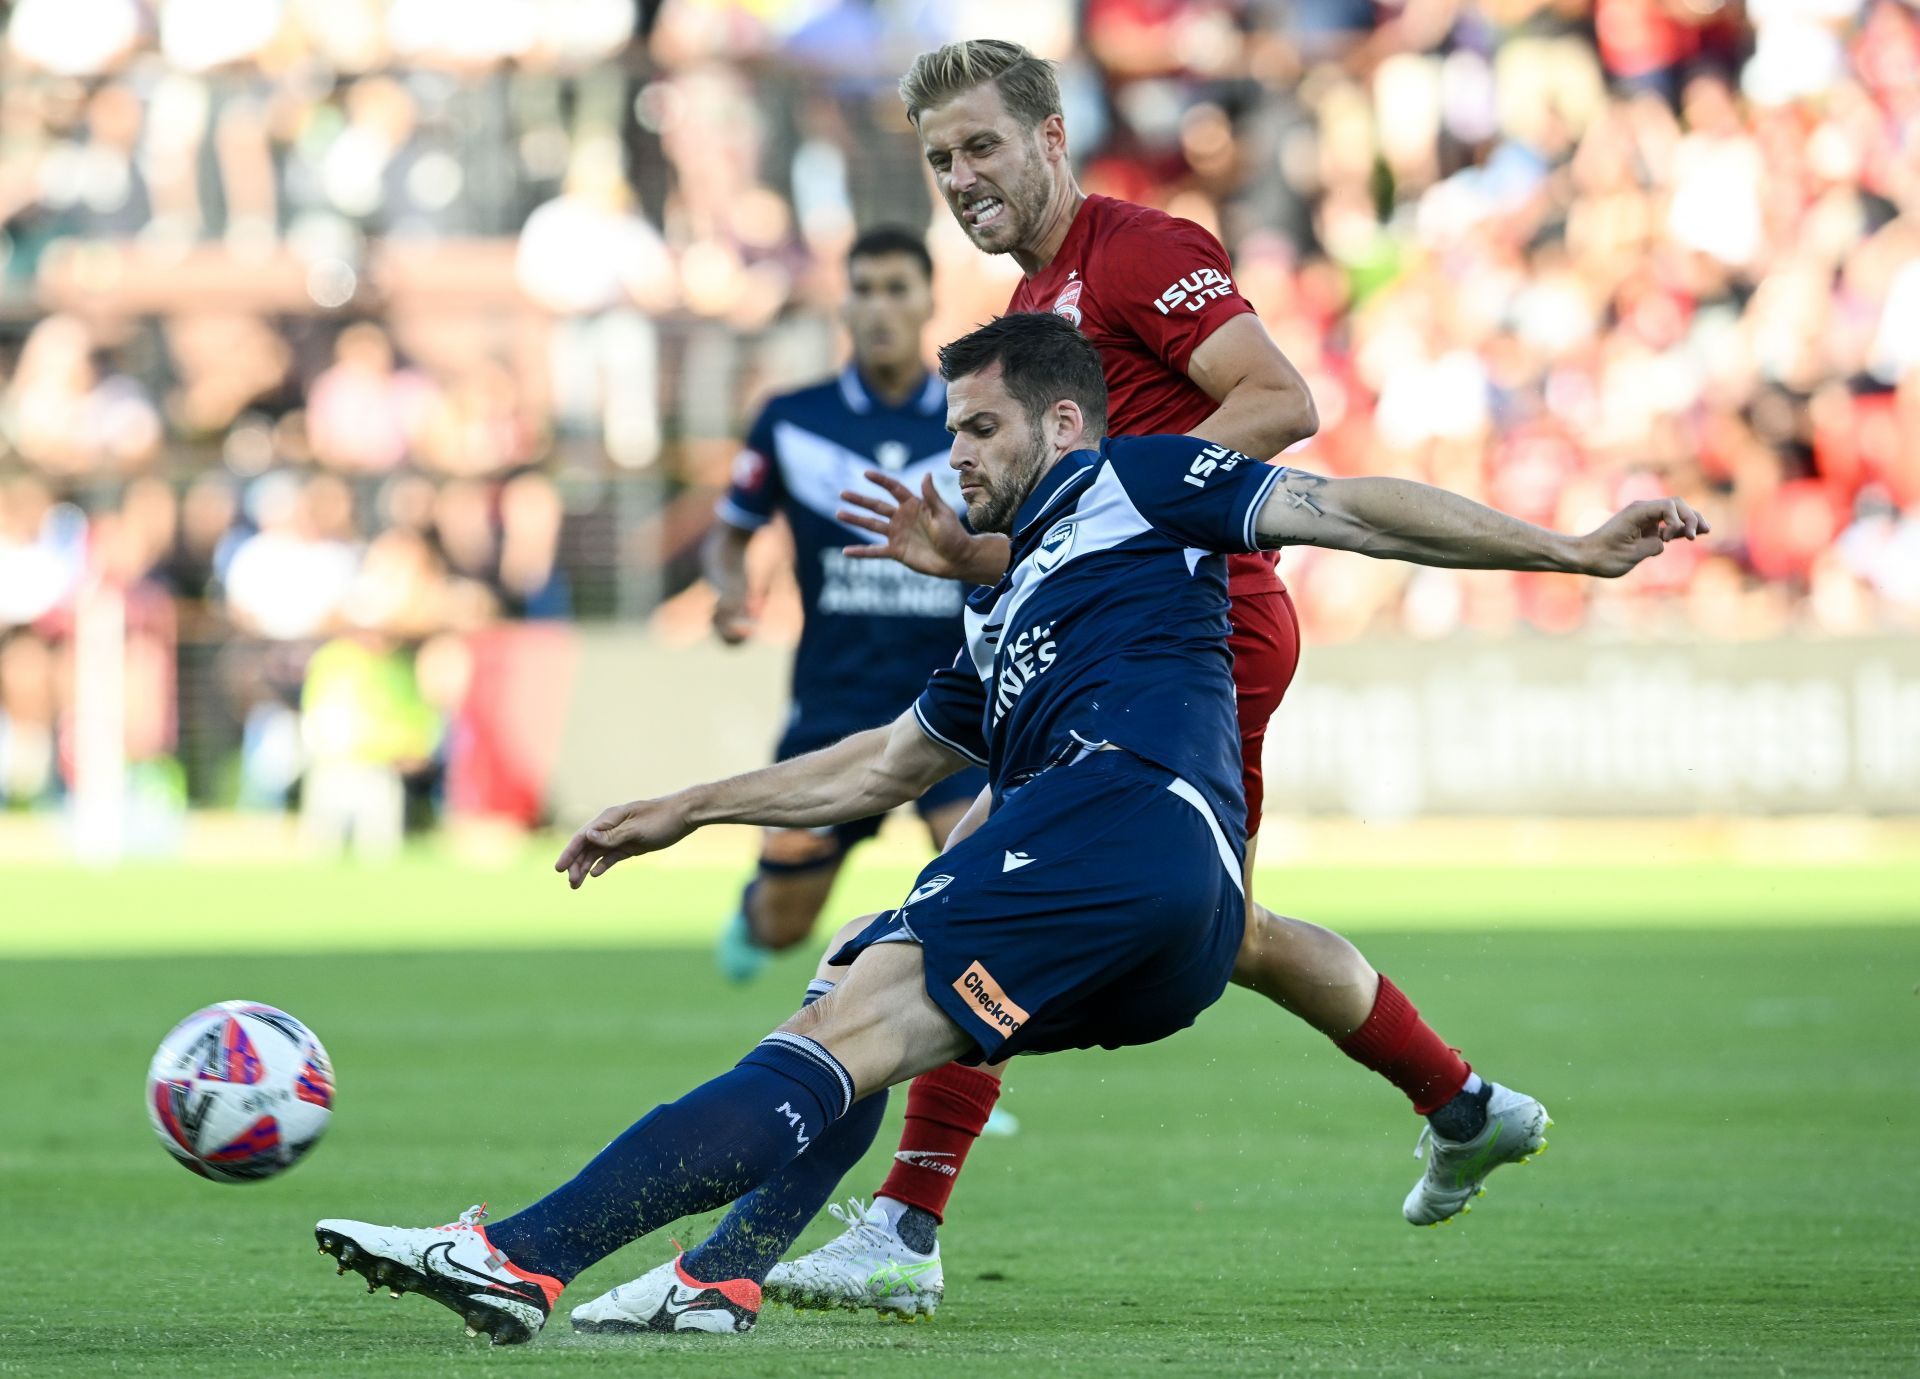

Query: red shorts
[1227,588,1301,836]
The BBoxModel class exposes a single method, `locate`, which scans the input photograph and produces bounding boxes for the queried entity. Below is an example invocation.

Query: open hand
[554,797,694,889]
[837,470,982,581]
[1578,499,1710,578]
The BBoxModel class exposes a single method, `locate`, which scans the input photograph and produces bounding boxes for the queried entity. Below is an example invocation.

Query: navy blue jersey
[719,367,966,750]
[911,435,1285,847]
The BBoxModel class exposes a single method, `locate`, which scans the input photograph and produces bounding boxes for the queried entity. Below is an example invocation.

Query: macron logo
[1002,851,1036,872]
[893,1149,959,1177]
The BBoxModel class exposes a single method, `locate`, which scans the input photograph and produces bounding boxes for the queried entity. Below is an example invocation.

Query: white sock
[872,1195,910,1230]
[1462,1072,1485,1096]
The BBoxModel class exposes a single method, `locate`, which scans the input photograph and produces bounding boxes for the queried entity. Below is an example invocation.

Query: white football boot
[1403,1083,1551,1227]
[763,1197,943,1321]
[571,1253,762,1335]
[314,1204,563,1346]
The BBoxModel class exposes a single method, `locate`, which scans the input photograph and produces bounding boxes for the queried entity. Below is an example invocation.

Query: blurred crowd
[1,0,1918,824]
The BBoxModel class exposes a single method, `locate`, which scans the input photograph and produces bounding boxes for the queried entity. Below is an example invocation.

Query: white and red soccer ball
[145,1001,334,1183]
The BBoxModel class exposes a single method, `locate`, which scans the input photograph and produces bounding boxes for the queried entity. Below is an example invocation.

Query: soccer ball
[145,1001,334,1183]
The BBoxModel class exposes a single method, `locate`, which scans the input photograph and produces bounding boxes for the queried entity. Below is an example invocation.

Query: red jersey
[1007,193,1281,595]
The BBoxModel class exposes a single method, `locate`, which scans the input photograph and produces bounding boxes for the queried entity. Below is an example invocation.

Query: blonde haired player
[798,36,1547,1306]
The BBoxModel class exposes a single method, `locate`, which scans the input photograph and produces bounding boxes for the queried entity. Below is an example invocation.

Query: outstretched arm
[1253,468,1708,576]
[556,710,968,888]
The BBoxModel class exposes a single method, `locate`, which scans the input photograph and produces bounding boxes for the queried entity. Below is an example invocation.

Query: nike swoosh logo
[893,1150,955,1165]
[1002,851,1035,872]
[423,1241,550,1313]
[657,1283,711,1318]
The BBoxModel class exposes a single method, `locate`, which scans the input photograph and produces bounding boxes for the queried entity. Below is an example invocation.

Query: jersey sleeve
[1103,436,1287,555]
[911,652,989,766]
[1107,216,1256,375]
[715,406,783,531]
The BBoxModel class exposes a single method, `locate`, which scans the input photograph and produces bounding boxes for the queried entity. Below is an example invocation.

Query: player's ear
[1038,113,1068,162]
[1048,398,1086,452]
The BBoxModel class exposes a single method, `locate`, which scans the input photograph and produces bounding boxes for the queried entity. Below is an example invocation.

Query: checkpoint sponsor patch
[953,960,1028,1036]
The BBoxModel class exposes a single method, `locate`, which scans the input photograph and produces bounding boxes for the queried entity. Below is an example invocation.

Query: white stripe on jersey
[771,420,956,532]
[963,460,1160,680]
[1241,463,1287,552]
[914,698,990,766]
[715,496,771,531]
[1165,774,1244,896]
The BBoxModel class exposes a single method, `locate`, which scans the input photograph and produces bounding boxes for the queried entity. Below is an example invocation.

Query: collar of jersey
[964,446,1105,612]
[1009,445,1104,544]
[841,366,942,415]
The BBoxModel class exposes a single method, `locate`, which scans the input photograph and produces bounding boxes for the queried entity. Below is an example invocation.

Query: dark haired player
[753,38,1536,1314]
[702,225,987,983]
[304,313,1702,1346]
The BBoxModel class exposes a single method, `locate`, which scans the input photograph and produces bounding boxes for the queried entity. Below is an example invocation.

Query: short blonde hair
[899,39,1061,129]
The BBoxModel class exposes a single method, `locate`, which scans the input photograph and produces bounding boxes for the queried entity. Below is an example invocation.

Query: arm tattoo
[1277,468,1325,517]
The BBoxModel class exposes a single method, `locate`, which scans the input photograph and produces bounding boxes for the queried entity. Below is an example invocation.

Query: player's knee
[760,827,841,871]
[780,995,829,1042]
[1232,903,1291,986]
[782,943,961,1094]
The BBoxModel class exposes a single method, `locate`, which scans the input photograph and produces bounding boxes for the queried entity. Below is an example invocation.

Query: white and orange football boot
[314,1204,563,1346]
[570,1252,763,1335]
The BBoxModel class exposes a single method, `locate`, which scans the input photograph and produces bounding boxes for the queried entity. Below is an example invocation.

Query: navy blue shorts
[770,727,986,864]
[829,750,1246,1064]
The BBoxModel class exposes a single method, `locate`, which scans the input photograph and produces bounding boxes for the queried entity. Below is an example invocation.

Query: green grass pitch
[2,855,1917,1377]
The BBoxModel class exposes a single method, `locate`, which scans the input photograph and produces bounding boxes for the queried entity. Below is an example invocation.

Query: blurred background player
[702,225,988,984]
[761,39,1522,1313]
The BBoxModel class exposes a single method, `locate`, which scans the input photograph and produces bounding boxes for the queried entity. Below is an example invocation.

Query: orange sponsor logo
[953,961,1028,1035]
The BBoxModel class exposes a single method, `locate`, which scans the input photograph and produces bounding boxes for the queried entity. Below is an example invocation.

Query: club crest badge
[905,874,954,906]
[1035,520,1077,571]
[1051,277,1084,326]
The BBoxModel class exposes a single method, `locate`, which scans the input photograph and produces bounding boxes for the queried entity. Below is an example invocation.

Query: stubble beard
[961,142,1049,257]
[965,435,1050,535]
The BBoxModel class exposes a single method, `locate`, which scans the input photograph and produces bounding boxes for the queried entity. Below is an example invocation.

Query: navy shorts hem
[829,751,1243,1066]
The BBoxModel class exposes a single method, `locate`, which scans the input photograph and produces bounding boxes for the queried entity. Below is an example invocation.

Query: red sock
[1336,975,1471,1115]
[875,1061,1002,1223]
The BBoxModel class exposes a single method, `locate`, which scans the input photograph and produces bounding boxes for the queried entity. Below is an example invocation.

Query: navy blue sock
[683,980,888,1283]
[484,1030,854,1283]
